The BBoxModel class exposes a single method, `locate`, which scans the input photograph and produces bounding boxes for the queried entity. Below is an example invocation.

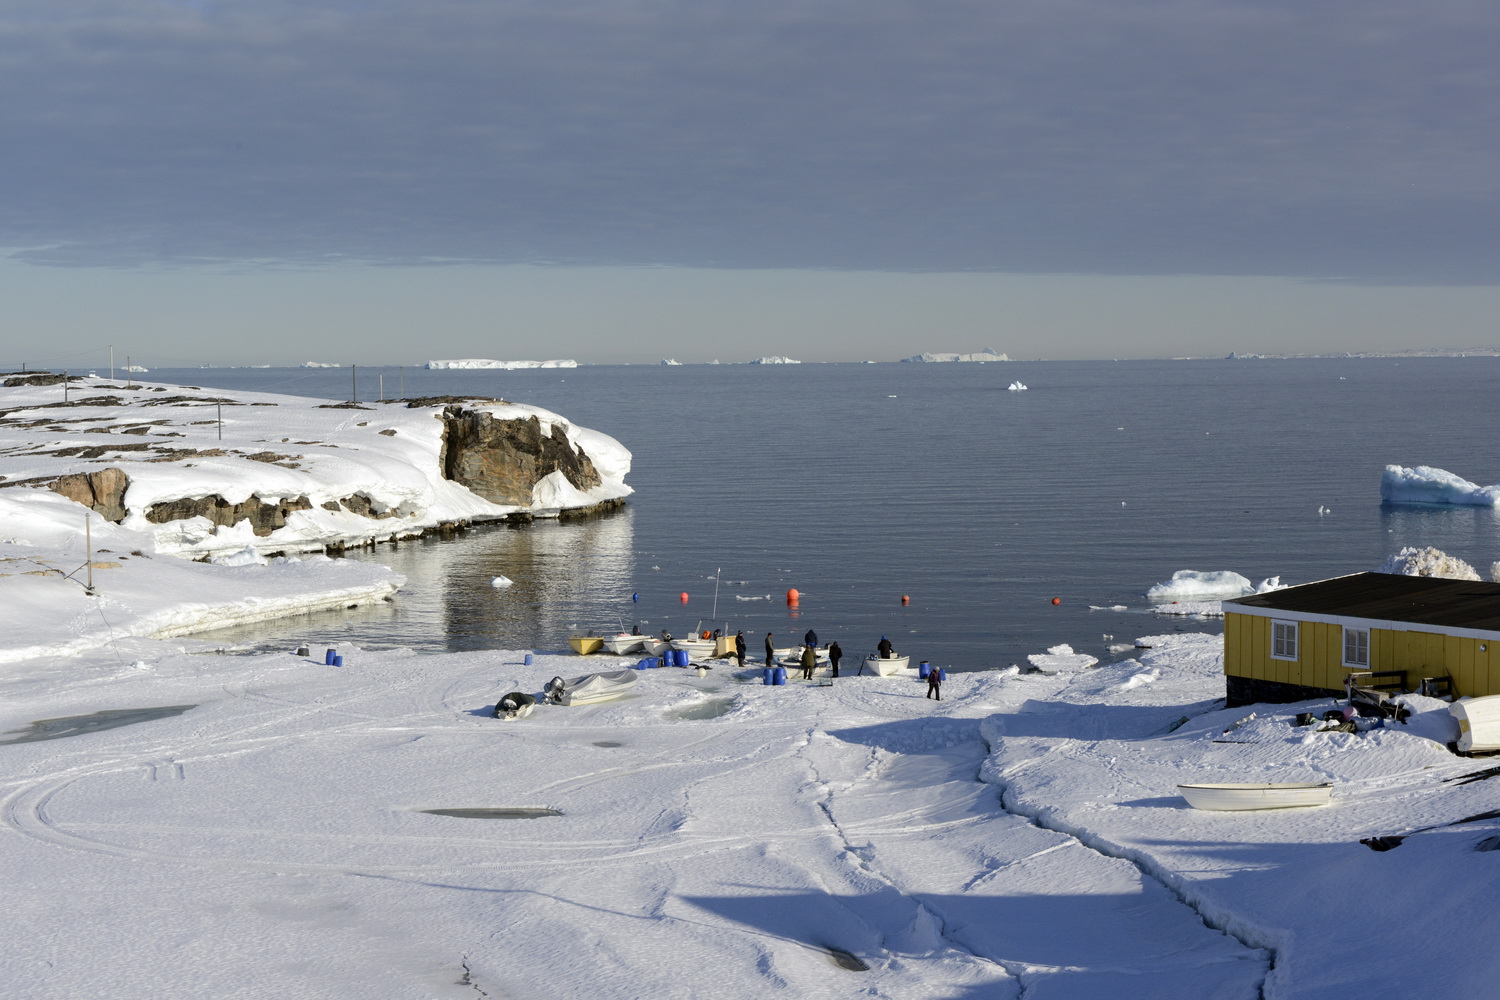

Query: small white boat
[778,646,833,673]
[863,654,910,676]
[640,637,670,657]
[569,635,605,655]
[671,636,724,661]
[1451,695,1500,753]
[601,633,646,655]
[543,670,639,706]
[1178,782,1333,811]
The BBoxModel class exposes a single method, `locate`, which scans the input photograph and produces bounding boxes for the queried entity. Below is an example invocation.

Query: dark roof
[1228,573,1500,632]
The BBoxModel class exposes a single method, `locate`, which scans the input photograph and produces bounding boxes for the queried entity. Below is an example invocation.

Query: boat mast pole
[712,567,720,625]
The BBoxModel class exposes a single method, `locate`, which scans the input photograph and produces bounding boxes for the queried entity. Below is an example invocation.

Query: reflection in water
[1379,503,1500,575]
[195,507,636,654]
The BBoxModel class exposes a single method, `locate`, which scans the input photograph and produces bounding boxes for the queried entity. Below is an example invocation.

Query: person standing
[877,636,894,659]
[800,643,817,681]
[735,630,746,667]
[827,641,842,678]
[804,628,818,647]
[926,666,942,700]
[764,632,775,667]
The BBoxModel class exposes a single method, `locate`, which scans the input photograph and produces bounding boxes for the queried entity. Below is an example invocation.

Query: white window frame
[1271,619,1299,661]
[1342,627,1370,668]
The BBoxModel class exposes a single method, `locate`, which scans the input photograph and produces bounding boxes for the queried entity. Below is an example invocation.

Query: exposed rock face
[49,468,130,522]
[440,406,601,505]
[145,495,314,536]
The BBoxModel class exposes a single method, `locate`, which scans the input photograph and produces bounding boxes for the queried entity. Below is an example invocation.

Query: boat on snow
[601,633,647,655]
[544,670,639,706]
[1451,695,1500,754]
[568,635,605,655]
[1177,782,1333,811]
[492,692,537,720]
[863,654,910,676]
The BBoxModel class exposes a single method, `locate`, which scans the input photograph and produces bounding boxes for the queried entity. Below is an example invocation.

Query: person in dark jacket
[764,632,775,667]
[735,630,746,667]
[800,643,817,680]
[877,636,894,658]
[926,667,942,700]
[827,641,843,678]
[804,629,818,647]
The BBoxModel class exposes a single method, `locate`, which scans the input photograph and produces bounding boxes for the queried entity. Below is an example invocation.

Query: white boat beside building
[1451,695,1500,754]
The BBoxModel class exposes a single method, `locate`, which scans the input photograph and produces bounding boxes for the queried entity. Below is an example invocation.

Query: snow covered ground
[3,624,1494,999]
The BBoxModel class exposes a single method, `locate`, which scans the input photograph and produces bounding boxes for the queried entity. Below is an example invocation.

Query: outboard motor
[543,676,566,704]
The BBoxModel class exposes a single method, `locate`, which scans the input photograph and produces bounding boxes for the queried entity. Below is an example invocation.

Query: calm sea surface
[147,359,1500,669]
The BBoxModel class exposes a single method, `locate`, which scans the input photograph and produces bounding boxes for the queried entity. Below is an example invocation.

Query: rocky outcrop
[440,406,601,505]
[145,495,314,536]
[49,468,130,522]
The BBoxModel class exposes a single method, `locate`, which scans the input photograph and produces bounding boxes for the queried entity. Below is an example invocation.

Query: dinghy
[544,670,639,706]
[1177,782,1333,811]
[1451,695,1500,754]
[568,635,605,655]
[492,692,537,720]
[601,633,646,655]
[863,654,910,676]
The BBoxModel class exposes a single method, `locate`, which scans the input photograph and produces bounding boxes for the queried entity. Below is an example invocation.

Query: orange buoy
[1051,597,1061,605]
[786,588,799,602]
[679,592,689,603]
[900,594,910,605]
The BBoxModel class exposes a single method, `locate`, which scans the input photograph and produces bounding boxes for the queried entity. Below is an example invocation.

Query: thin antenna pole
[109,345,114,381]
[217,402,222,440]
[85,516,94,594]
[351,364,357,403]
[379,373,384,402]
[64,370,68,403]
[712,567,721,621]
[399,366,404,399]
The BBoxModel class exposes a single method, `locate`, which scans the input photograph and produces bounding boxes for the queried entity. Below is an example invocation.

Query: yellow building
[1223,572,1500,707]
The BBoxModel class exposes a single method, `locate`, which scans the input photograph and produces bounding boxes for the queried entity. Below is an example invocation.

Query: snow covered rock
[1378,546,1481,580]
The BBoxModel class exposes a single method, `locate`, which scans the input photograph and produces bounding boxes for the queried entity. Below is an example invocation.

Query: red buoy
[679,592,689,603]
[900,594,910,605]
[786,588,800,603]
[1051,597,1061,605]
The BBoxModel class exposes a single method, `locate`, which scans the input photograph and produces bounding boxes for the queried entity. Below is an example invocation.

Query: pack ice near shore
[1381,464,1500,506]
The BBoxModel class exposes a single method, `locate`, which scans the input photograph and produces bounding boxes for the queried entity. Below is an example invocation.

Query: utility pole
[109,345,114,381]
[351,364,357,403]
[217,402,222,440]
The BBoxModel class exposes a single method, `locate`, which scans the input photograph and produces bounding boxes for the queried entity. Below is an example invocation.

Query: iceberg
[425,359,578,370]
[748,356,801,364]
[1007,381,1028,391]
[1380,464,1500,506]
[900,351,1009,363]
[1378,546,1482,581]
[1145,570,1285,602]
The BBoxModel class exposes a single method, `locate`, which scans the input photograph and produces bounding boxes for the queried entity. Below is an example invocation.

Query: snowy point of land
[424,359,578,370]
[2,625,1492,998]
[0,374,631,657]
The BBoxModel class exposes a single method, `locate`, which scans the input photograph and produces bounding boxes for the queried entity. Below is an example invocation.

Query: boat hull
[602,635,646,655]
[864,654,909,676]
[1452,694,1500,753]
[1178,782,1332,811]
[670,638,717,661]
[569,636,605,655]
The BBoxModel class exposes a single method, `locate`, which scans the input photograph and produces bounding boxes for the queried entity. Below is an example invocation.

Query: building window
[1343,627,1370,667]
[1271,620,1299,660]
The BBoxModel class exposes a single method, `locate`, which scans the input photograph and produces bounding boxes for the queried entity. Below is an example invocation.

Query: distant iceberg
[1007,381,1028,391]
[1146,570,1285,602]
[426,359,578,370]
[749,356,801,365]
[901,351,1009,363]
[1380,464,1500,506]
[659,359,682,366]
[302,361,341,368]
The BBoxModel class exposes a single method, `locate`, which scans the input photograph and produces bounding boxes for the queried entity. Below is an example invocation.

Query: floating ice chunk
[490,576,514,588]
[1146,569,1255,602]
[1027,644,1097,672]
[1378,546,1480,580]
[748,356,801,364]
[1380,465,1500,506]
[1007,381,1028,391]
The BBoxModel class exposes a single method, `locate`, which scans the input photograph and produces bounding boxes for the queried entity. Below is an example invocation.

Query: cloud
[2,1,1499,281]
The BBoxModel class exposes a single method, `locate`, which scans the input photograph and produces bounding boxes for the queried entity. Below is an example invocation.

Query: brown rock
[439,406,602,506]
[49,467,130,522]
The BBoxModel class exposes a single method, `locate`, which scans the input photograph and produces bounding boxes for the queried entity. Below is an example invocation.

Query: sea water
[151,358,1500,669]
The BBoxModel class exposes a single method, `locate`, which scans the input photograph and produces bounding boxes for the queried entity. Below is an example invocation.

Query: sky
[2,0,1499,366]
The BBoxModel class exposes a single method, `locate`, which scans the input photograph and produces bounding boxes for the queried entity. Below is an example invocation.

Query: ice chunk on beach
[209,546,268,567]
[490,575,513,588]
[1379,546,1481,580]
[1027,644,1097,671]
[1381,464,1500,506]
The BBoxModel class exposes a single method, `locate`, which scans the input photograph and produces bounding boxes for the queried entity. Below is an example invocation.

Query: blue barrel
[774,666,787,686]
[937,668,947,681]
[524,653,533,665]
[918,661,930,678]
[324,648,336,665]
[763,668,774,685]
[636,658,649,670]
[651,657,663,668]
[672,649,686,667]
[333,655,344,668]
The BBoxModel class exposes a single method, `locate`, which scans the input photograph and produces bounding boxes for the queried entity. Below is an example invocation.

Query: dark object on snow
[1476,835,1500,852]
[1360,808,1500,851]
[1319,720,1359,734]
[1447,764,1500,786]
[1347,683,1411,723]
[1322,709,1345,721]
[1293,712,1317,727]
[492,692,537,719]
